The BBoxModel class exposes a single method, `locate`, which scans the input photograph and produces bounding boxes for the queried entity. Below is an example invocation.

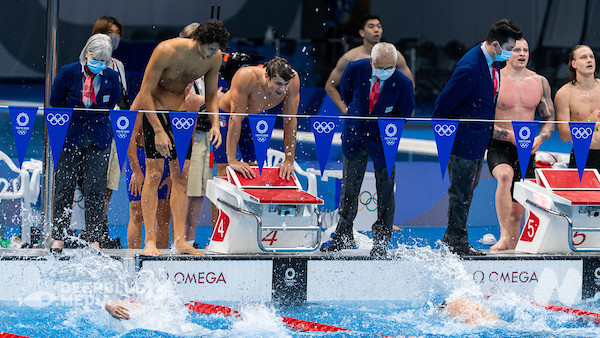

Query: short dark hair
[486,19,522,45]
[92,16,123,37]
[359,14,381,31]
[190,20,230,50]
[264,56,295,82]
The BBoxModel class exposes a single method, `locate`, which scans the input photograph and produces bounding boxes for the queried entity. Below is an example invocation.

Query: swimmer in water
[440,299,502,326]
[105,300,133,320]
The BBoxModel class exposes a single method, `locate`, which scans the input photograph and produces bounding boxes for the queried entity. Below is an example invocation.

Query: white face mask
[372,67,394,81]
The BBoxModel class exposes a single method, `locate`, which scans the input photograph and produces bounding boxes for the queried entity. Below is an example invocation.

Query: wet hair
[486,19,522,45]
[371,42,397,64]
[92,16,123,37]
[359,14,381,31]
[179,22,200,38]
[190,20,230,50]
[79,34,113,66]
[568,45,597,85]
[264,56,295,82]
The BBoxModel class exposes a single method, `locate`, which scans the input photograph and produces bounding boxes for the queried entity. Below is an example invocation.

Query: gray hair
[179,22,200,38]
[79,34,113,66]
[371,42,397,64]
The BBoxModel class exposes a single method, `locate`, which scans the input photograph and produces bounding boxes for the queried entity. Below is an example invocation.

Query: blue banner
[512,121,539,180]
[569,121,595,180]
[9,106,38,167]
[44,107,73,171]
[248,114,277,175]
[109,110,138,172]
[310,115,339,175]
[432,119,459,178]
[377,118,405,179]
[169,111,197,173]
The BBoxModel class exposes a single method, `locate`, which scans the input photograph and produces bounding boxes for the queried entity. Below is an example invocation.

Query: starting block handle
[524,199,598,252]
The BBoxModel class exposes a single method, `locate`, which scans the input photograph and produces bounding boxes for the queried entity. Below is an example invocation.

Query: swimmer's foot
[490,238,517,251]
[173,240,204,255]
[142,241,162,256]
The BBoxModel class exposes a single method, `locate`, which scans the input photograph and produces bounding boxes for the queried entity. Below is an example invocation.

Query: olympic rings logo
[518,126,531,140]
[313,121,335,134]
[257,136,267,143]
[358,191,378,212]
[256,120,269,134]
[172,117,194,130]
[434,124,456,137]
[385,123,397,137]
[572,127,593,139]
[16,112,29,127]
[46,113,70,126]
[116,116,129,130]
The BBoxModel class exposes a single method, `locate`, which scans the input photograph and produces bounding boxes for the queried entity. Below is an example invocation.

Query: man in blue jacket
[321,42,414,258]
[433,19,522,256]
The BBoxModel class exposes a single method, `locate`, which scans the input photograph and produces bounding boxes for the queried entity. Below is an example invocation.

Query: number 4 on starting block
[212,211,230,242]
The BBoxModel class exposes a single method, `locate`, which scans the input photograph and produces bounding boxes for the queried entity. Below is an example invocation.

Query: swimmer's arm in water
[203,50,223,149]
[325,54,351,114]
[226,69,255,178]
[134,42,174,157]
[445,299,502,326]
[278,74,300,180]
[554,85,573,142]
[395,50,415,88]
[533,76,556,152]
[105,300,130,320]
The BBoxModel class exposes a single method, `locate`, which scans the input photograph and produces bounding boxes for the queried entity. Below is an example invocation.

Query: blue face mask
[372,68,395,81]
[495,47,513,62]
[87,59,106,74]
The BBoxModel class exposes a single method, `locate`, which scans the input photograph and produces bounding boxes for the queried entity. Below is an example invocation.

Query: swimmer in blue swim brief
[217,56,300,180]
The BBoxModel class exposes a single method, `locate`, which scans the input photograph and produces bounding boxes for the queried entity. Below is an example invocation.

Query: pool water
[3,246,600,337]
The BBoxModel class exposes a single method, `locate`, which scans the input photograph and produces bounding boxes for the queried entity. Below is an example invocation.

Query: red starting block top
[535,169,600,205]
[243,189,323,204]
[224,166,323,205]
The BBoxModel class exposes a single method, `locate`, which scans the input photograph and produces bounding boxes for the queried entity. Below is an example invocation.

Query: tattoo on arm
[537,76,556,142]
[493,126,510,141]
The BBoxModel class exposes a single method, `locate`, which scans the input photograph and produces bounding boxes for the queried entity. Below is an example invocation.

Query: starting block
[514,168,600,254]
[205,166,324,254]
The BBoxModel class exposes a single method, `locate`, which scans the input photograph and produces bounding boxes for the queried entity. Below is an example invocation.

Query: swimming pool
[2,246,600,337]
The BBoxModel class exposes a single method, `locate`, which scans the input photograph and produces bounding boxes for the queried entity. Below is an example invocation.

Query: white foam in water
[227,303,292,337]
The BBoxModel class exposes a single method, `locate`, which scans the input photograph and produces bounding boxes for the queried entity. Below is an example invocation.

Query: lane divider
[186,301,397,336]
[535,302,600,324]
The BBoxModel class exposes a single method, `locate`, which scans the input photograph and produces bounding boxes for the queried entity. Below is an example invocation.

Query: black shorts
[568,148,600,172]
[143,112,192,161]
[487,139,535,198]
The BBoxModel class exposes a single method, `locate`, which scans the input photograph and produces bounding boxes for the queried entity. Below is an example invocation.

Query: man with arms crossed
[433,19,522,256]
[218,56,300,179]
[555,45,600,172]
[325,14,413,114]
[129,20,229,255]
[488,38,555,251]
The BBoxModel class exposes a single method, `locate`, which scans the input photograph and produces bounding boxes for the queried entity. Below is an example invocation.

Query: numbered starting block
[205,167,324,254]
[514,168,600,254]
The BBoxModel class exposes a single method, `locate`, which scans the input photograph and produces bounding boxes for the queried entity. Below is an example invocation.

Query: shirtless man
[488,38,555,251]
[555,45,600,172]
[325,14,413,114]
[129,20,229,255]
[218,56,300,179]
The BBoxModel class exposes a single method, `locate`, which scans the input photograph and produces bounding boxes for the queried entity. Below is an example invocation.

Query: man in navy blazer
[321,42,414,258]
[433,19,522,256]
[49,34,120,251]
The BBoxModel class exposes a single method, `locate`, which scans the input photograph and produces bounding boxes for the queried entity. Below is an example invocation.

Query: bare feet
[51,240,64,249]
[143,241,162,256]
[173,239,204,255]
[490,238,517,251]
[90,242,100,250]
